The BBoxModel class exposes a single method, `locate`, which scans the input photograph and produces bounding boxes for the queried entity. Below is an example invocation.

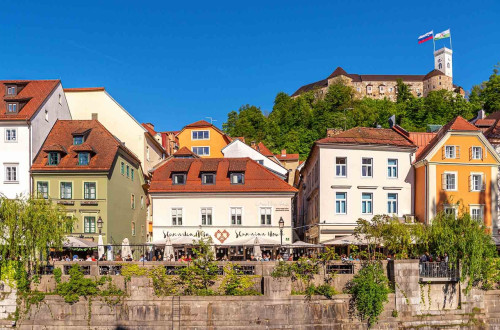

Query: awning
[63,236,97,248]
[283,240,323,248]
[222,236,281,246]
[322,234,368,246]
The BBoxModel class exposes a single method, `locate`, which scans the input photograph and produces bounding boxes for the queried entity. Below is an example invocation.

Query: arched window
[447,63,450,68]
[438,63,442,69]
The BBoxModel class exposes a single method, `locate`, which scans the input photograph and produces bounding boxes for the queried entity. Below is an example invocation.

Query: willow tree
[0,195,73,278]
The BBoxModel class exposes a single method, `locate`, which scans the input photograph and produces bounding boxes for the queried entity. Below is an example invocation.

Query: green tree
[396,79,413,103]
[482,64,500,112]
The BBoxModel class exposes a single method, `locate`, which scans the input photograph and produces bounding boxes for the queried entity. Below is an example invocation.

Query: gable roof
[149,158,296,194]
[173,146,198,157]
[414,116,481,162]
[316,127,416,148]
[176,120,232,144]
[185,120,212,128]
[408,132,437,159]
[0,80,60,121]
[141,123,157,136]
[484,119,500,142]
[252,142,274,157]
[32,120,140,173]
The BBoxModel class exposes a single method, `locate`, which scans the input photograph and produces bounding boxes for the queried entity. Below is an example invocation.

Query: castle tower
[434,47,452,78]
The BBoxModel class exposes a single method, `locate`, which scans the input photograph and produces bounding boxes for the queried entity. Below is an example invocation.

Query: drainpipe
[28,119,33,195]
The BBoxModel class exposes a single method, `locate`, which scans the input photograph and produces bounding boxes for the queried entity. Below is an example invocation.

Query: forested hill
[222,66,500,160]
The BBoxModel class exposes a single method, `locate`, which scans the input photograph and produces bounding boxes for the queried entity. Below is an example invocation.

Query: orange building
[413,117,500,231]
[176,120,232,158]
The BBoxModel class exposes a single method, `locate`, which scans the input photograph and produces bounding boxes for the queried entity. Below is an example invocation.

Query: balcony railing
[419,262,459,281]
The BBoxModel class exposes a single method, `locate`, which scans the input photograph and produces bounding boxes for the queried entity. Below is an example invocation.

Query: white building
[150,157,297,257]
[0,80,72,198]
[222,139,288,180]
[297,126,417,244]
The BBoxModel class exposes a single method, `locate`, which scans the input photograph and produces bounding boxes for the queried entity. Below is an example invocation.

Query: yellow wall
[430,135,497,164]
[177,126,229,158]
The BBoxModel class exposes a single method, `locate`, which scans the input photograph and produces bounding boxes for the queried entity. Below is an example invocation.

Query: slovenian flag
[418,31,434,44]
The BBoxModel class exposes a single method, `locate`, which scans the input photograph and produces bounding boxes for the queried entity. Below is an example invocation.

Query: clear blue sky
[2,1,499,131]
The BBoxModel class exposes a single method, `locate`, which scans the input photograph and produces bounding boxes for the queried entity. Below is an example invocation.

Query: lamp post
[97,216,103,234]
[279,217,284,247]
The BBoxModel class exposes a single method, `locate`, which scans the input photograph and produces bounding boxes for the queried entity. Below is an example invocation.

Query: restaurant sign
[162,227,291,244]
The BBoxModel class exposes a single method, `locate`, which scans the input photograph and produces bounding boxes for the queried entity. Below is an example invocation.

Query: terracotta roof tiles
[64,87,105,92]
[316,127,416,148]
[185,120,212,128]
[173,146,197,157]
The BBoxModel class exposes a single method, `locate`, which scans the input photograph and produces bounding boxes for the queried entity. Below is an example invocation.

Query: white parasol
[164,236,174,260]
[253,237,262,259]
[97,235,105,260]
[121,238,132,259]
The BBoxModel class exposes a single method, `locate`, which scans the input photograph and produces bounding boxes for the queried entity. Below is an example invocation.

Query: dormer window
[201,173,215,185]
[7,86,16,96]
[48,152,61,166]
[7,103,18,113]
[230,172,244,184]
[73,135,84,145]
[172,173,186,185]
[78,152,90,166]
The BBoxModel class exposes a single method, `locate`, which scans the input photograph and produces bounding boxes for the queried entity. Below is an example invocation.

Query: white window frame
[387,193,398,214]
[7,103,17,113]
[60,181,72,199]
[201,173,215,185]
[172,173,186,185]
[230,207,243,226]
[192,130,210,140]
[201,207,213,226]
[230,172,245,184]
[4,128,17,143]
[444,145,457,159]
[470,205,484,222]
[7,86,15,95]
[361,158,373,178]
[361,192,373,214]
[192,146,210,156]
[470,173,484,192]
[4,164,18,183]
[171,207,183,226]
[366,86,373,94]
[260,207,272,225]
[83,181,97,200]
[335,192,347,215]
[471,146,483,160]
[36,181,49,199]
[443,171,457,191]
[443,204,458,217]
[335,157,347,177]
[387,159,398,178]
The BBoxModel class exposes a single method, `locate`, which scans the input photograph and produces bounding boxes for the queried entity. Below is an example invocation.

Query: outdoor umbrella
[97,235,105,259]
[121,238,132,259]
[164,236,174,260]
[253,237,262,259]
[63,236,97,248]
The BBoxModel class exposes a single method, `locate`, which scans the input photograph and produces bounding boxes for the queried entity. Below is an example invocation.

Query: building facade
[0,80,72,199]
[150,157,297,249]
[176,120,232,158]
[414,116,500,233]
[298,127,416,244]
[31,120,147,245]
[292,47,460,100]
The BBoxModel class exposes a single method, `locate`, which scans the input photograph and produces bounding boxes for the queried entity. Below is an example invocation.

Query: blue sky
[2,1,499,131]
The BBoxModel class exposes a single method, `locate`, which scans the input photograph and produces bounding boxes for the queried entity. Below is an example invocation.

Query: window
[387,159,398,178]
[201,207,213,225]
[470,174,484,191]
[443,172,457,191]
[131,194,135,209]
[121,162,124,175]
[172,208,182,226]
[231,207,242,225]
[438,63,443,70]
[78,153,90,166]
[379,85,385,93]
[141,196,144,209]
[361,158,373,177]
[470,205,484,222]
[361,193,373,214]
[7,86,15,95]
[84,182,96,200]
[335,192,347,214]
[472,146,483,160]
[5,129,17,142]
[45,109,49,122]
[366,86,372,94]
[260,207,272,225]
[131,222,136,236]
[36,181,49,199]
[389,87,393,92]
[60,182,72,199]
[230,173,244,184]
[192,146,210,156]
[4,164,18,183]
[172,173,186,185]
[335,157,347,177]
[202,173,215,185]
[387,193,398,214]
[192,130,209,140]
[257,160,264,165]
[73,135,84,145]
[444,205,457,217]
[126,165,130,178]
[444,145,458,159]
[48,152,60,166]
[7,103,17,113]
[131,169,134,181]
[84,216,96,233]
[146,146,150,161]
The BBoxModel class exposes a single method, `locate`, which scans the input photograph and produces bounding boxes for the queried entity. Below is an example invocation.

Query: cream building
[297,126,417,244]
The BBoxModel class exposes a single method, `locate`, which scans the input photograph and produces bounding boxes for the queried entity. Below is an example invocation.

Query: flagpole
[432,30,435,53]
[449,29,452,50]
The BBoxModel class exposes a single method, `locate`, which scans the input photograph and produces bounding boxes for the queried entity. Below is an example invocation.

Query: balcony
[419,262,459,282]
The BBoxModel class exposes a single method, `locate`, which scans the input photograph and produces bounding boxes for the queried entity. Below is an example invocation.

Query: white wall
[222,140,288,178]
[152,194,293,245]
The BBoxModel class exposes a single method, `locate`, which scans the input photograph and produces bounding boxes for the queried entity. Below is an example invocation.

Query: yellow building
[413,116,500,232]
[176,120,232,158]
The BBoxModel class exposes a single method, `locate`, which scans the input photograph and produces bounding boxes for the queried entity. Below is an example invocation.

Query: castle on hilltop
[292,47,464,101]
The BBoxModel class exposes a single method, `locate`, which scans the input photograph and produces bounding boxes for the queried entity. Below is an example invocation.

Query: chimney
[251,141,256,148]
[281,149,286,157]
[388,115,396,128]
[91,113,98,120]
[144,123,155,130]
[478,109,486,120]
[326,128,343,137]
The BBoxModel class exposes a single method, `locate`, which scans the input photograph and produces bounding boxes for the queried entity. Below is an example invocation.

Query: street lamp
[97,216,103,234]
[279,217,284,247]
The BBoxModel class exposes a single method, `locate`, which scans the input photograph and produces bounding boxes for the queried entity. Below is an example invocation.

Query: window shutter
[442,147,445,159]
[469,147,472,161]
[456,146,460,159]
[469,175,472,192]
[442,173,446,190]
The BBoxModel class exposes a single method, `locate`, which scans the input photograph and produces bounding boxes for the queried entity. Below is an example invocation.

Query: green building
[31,120,147,245]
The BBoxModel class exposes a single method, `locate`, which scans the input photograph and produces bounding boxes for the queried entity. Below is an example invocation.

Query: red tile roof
[150,158,297,193]
[252,142,274,157]
[316,127,416,147]
[275,153,299,161]
[484,111,500,120]
[408,132,437,159]
[173,146,197,157]
[142,123,157,136]
[475,119,496,127]
[32,120,140,172]
[414,116,480,162]
[64,87,105,92]
[185,120,212,128]
[0,80,60,121]
[483,119,500,142]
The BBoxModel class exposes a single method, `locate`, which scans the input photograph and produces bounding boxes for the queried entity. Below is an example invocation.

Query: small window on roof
[7,103,18,113]
[173,173,186,185]
[78,153,90,166]
[48,152,60,166]
[230,172,244,184]
[202,173,215,185]
[7,86,16,95]
[73,135,84,145]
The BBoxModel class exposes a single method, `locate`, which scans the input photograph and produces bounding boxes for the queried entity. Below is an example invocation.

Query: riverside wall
[1,260,499,329]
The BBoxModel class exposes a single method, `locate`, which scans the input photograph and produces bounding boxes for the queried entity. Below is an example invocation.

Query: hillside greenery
[223,65,500,159]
